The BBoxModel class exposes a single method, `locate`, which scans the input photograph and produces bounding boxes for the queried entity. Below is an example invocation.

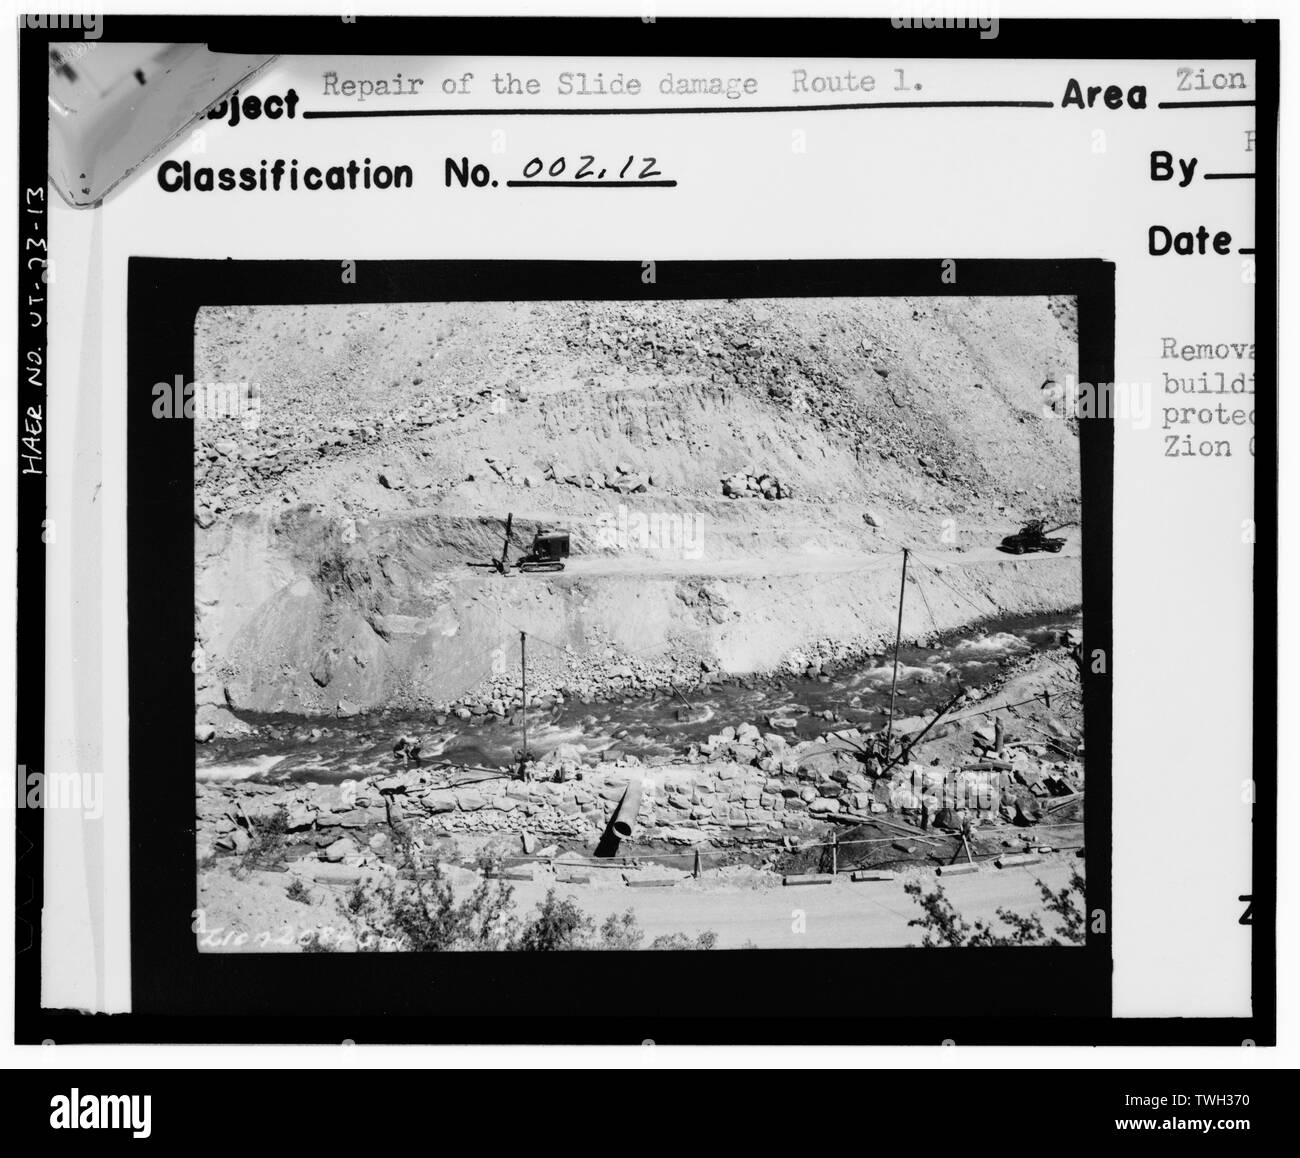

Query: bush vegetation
[904,865,1086,947]
[304,828,717,953]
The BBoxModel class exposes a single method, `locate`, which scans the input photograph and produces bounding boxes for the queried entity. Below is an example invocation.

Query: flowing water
[197,609,1081,784]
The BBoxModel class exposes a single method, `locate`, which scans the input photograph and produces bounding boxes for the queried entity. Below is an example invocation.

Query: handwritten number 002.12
[520,155,661,181]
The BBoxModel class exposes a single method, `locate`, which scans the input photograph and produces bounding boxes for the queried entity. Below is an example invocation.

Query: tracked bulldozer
[516,529,570,572]
[998,519,1073,555]
[471,513,571,575]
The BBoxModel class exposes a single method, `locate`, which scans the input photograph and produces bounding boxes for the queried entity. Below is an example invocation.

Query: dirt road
[505,858,1079,949]
[521,542,1080,582]
[445,537,1081,584]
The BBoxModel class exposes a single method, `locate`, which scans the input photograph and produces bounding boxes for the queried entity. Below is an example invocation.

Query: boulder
[662,827,709,845]
[934,806,963,832]
[1014,767,1043,789]
[285,806,315,831]
[216,827,251,853]
[1014,796,1043,825]
[422,791,456,814]
[321,837,359,863]
[797,751,838,778]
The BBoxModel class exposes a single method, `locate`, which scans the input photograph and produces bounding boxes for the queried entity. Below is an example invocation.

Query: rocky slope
[193,296,1081,726]
[195,296,1079,526]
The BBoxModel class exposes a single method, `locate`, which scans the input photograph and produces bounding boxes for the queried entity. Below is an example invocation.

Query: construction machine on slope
[470,512,571,575]
[998,519,1074,555]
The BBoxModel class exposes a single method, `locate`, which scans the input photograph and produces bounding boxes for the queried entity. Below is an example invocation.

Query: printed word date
[1149,224,1235,256]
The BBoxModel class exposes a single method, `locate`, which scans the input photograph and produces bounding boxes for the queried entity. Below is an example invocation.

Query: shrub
[514,890,595,951]
[513,895,718,952]
[904,866,1086,947]
[648,930,719,951]
[233,806,290,878]
[308,829,719,953]
[347,832,518,952]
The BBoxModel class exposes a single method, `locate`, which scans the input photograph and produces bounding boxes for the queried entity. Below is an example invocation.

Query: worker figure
[993,716,1005,755]
[861,736,878,777]
[863,731,888,777]
[960,814,975,853]
[394,734,422,765]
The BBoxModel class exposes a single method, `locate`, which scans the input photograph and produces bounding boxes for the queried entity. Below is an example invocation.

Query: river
[197,608,1081,784]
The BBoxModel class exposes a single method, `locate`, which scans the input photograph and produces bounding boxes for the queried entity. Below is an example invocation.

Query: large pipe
[882,687,968,773]
[610,779,644,840]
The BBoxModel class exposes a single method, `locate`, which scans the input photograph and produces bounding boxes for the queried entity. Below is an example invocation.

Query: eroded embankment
[196,506,1080,727]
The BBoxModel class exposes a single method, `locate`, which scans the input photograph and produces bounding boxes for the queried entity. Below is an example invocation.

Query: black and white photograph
[8,5,1285,1114]
[190,293,1087,952]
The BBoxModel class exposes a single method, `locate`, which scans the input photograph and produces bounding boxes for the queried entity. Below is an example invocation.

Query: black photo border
[15,15,1276,1048]
[123,257,1114,1045]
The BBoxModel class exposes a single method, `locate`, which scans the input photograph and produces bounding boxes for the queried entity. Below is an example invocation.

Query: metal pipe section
[610,779,644,840]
